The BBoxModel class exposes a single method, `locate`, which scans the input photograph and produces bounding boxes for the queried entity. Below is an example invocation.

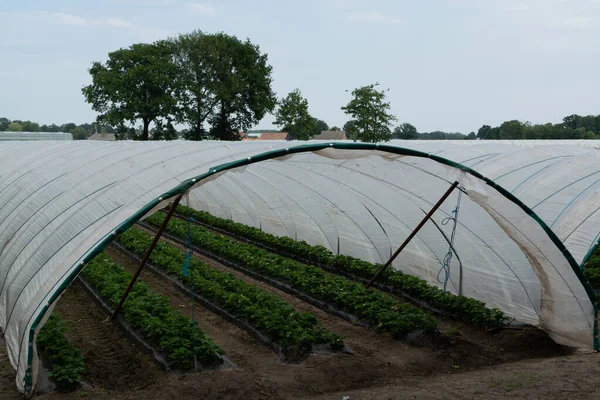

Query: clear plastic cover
[0,140,598,393]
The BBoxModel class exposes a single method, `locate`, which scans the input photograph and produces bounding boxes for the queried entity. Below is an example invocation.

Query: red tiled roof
[258,132,289,140]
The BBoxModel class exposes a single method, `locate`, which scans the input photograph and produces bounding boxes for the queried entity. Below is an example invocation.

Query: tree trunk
[142,119,150,141]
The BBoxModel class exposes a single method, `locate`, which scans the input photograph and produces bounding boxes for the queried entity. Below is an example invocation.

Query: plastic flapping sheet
[0,140,598,395]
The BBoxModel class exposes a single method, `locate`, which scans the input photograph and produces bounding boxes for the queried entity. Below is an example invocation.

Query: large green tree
[21,121,41,132]
[343,120,359,140]
[341,83,397,143]
[170,30,217,140]
[476,125,491,139]
[274,89,315,140]
[71,126,88,140]
[61,123,77,133]
[0,118,10,131]
[7,122,23,132]
[393,123,418,139]
[499,120,527,139]
[207,33,276,140]
[151,120,178,140]
[311,118,329,137]
[82,41,179,140]
[171,31,276,141]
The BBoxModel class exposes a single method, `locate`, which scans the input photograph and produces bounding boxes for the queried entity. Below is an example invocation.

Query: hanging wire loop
[437,189,463,294]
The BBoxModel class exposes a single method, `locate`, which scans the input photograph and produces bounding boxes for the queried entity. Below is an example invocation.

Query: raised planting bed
[80,254,225,370]
[172,205,506,329]
[114,228,348,362]
[143,213,439,340]
[37,312,85,392]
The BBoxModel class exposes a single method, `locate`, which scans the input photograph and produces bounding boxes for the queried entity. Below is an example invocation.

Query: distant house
[88,133,116,141]
[312,131,347,140]
[242,133,262,141]
[246,132,289,141]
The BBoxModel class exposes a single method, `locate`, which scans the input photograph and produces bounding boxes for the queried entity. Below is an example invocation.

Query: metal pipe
[366,181,459,288]
[110,192,185,321]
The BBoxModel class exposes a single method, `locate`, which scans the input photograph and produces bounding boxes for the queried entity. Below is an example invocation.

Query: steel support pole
[110,193,185,321]
[366,181,459,288]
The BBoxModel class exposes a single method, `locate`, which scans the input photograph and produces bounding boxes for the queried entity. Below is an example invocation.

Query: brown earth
[0,236,596,399]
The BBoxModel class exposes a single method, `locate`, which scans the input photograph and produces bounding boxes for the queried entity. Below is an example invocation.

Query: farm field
[7,208,598,399]
[3,0,600,395]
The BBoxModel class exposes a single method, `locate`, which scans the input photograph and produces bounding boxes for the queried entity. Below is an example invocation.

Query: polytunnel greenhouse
[0,139,599,395]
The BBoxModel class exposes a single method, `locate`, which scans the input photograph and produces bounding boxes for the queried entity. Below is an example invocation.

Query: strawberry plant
[173,205,506,328]
[116,228,345,357]
[37,313,85,392]
[583,249,600,290]
[81,255,224,369]
[145,213,439,337]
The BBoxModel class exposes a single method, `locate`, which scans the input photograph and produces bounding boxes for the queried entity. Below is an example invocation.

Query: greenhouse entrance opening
[0,140,598,396]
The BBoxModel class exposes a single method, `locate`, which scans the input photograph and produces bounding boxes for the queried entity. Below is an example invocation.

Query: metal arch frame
[21,141,600,396]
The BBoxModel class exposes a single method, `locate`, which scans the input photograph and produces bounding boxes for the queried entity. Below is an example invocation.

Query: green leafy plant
[37,313,85,392]
[583,250,600,289]
[172,205,506,328]
[116,228,344,356]
[81,255,224,369]
[144,213,439,337]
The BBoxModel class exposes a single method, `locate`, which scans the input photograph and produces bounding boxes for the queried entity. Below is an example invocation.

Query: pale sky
[1,0,599,133]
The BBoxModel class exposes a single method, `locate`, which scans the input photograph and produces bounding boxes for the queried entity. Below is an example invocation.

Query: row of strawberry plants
[584,249,600,289]
[81,254,224,369]
[146,212,439,337]
[37,312,85,392]
[115,227,345,358]
[174,205,506,328]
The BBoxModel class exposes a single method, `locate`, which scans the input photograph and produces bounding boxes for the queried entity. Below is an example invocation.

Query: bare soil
[53,282,162,391]
[0,236,595,399]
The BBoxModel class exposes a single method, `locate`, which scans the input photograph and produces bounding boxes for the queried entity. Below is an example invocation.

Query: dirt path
[0,336,21,399]
[53,283,162,391]
[309,351,600,400]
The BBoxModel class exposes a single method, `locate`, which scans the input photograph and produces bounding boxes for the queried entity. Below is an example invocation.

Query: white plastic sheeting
[0,132,73,141]
[0,140,598,395]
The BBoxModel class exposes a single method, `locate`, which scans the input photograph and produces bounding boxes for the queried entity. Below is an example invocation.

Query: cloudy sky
[1,0,599,133]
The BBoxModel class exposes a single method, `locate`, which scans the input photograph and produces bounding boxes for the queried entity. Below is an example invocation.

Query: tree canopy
[0,118,9,131]
[343,121,359,140]
[170,30,216,140]
[476,115,599,140]
[203,33,276,140]
[82,31,278,141]
[341,83,397,143]
[82,41,179,140]
[393,123,418,140]
[274,89,315,140]
[6,122,23,132]
[311,118,329,137]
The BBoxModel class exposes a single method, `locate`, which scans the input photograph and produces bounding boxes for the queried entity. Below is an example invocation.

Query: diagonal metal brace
[110,192,185,321]
[366,181,459,288]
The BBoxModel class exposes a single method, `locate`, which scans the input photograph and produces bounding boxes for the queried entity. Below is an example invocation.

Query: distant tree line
[389,122,473,140]
[0,117,116,140]
[475,115,600,140]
